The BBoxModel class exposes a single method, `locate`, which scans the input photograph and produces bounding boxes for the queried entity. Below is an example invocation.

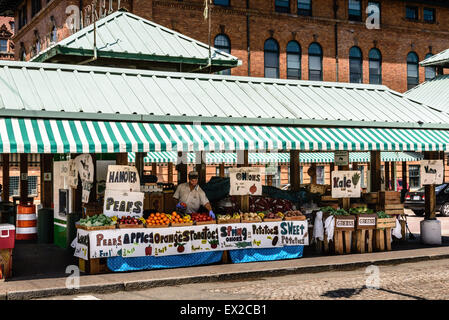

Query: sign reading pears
[331,171,362,198]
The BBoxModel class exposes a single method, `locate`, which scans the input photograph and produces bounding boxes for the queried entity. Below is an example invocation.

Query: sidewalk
[2,236,449,300]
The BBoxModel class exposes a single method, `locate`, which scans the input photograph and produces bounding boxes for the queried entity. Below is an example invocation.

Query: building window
[349,46,363,83]
[286,41,301,79]
[369,48,382,84]
[215,166,230,177]
[367,2,380,24]
[264,38,280,78]
[316,166,325,184]
[9,176,19,197]
[32,0,42,17]
[9,22,15,34]
[348,0,362,21]
[28,176,38,196]
[0,39,7,53]
[214,0,229,6]
[424,8,435,23]
[298,0,311,16]
[214,34,231,75]
[407,52,419,90]
[275,0,290,13]
[308,42,322,81]
[359,166,366,188]
[18,6,27,30]
[409,165,420,189]
[50,25,58,43]
[424,53,436,81]
[406,6,418,21]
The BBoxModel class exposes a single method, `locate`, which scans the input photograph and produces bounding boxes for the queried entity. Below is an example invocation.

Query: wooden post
[401,161,407,202]
[370,151,381,192]
[219,163,225,178]
[384,161,390,191]
[151,163,157,176]
[40,154,53,208]
[195,151,206,185]
[2,154,9,202]
[290,150,300,192]
[88,154,97,203]
[19,154,28,204]
[116,153,128,165]
[135,152,145,181]
[237,150,249,212]
[338,164,350,210]
[329,163,335,185]
[168,162,174,183]
[177,152,188,184]
[424,151,439,220]
[310,163,317,184]
[391,161,396,191]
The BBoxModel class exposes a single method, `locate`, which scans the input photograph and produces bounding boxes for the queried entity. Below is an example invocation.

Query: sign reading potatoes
[331,171,361,198]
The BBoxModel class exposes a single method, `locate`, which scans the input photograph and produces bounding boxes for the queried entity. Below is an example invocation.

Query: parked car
[404,183,449,216]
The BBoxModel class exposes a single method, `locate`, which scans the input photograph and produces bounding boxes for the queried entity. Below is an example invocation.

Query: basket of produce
[170,212,194,227]
[76,214,117,230]
[284,210,306,221]
[349,207,377,230]
[145,212,171,228]
[217,213,241,224]
[263,211,284,222]
[192,212,216,225]
[376,211,396,229]
[241,212,262,223]
[117,216,146,228]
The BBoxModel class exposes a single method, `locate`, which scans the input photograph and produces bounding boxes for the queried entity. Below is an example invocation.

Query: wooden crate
[145,224,170,228]
[217,218,241,224]
[241,219,263,223]
[374,228,393,252]
[117,224,144,229]
[76,224,117,231]
[195,221,217,225]
[284,216,306,221]
[376,217,397,229]
[171,221,194,227]
[333,230,353,254]
[363,192,378,204]
[378,191,401,204]
[79,257,109,275]
[356,214,377,230]
[263,218,283,222]
[334,215,356,231]
[355,229,374,253]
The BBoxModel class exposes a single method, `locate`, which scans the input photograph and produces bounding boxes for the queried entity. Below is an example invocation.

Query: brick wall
[9,0,449,93]
[0,16,14,60]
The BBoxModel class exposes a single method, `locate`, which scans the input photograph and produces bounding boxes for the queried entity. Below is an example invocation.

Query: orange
[150,213,155,217]
[156,213,160,217]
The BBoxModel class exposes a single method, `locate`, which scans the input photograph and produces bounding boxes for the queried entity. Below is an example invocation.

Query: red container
[0,224,15,249]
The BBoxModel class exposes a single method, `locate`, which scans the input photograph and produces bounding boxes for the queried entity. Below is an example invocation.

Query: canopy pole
[135,152,145,183]
[385,161,390,191]
[196,151,206,185]
[19,154,28,204]
[2,154,9,202]
[424,151,439,220]
[391,161,396,191]
[177,152,187,184]
[168,162,174,183]
[219,163,225,178]
[401,161,407,202]
[370,151,381,192]
[290,150,300,192]
[237,150,249,212]
[40,154,53,208]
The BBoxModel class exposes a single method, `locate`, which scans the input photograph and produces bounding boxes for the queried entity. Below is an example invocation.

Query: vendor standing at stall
[173,171,215,218]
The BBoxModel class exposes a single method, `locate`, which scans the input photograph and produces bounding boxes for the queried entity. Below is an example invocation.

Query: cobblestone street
[39,258,449,300]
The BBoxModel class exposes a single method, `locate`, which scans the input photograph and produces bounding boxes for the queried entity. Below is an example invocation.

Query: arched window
[286,41,301,79]
[264,38,280,78]
[369,48,382,84]
[308,42,322,81]
[424,53,436,81]
[20,43,26,61]
[407,52,419,90]
[214,34,231,75]
[349,46,363,83]
[51,25,58,43]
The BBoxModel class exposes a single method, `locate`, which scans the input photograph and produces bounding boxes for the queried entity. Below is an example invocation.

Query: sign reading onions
[229,167,262,196]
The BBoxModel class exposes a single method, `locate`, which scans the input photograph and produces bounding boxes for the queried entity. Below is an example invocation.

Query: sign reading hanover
[106,165,140,192]
[229,167,262,196]
[331,171,361,198]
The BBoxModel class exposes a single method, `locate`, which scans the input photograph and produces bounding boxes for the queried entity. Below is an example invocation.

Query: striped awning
[1,117,449,154]
[128,151,423,165]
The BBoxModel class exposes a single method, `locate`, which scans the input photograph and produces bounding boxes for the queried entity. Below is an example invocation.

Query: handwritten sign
[229,167,262,196]
[334,151,349,166]
[250,222,282,248]
[331,171,361,198]
[218,223,252,250]
[106,165,140,192]
[68,160,78,188]
[420,160,444,185]
[279,220,309,246]
[73,228,89,260]
[75,154,94,183]
[82,181,93,204]
[334,216,356,231]
[103,190,144,218]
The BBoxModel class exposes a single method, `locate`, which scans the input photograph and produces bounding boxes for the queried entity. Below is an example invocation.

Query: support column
[195,151,206,185]
[219,163,225,178]
[135,152,145,181]
[424,151,439,220]
[20,154,28,204]
[290,150,300,192]
[237,150,249,212]
[384,161,390,191]
[391,161,396,191]
[2,154,9,202]
[309,163,317,184]
[116,153,128,165]
[338,163,350,210]
[401,161,407,202]
[370,151,381,192]
[40,154,53,208]
[168,162,174,183]
[176,152,187,184]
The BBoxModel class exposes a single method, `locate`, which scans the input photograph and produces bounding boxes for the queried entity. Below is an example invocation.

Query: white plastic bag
[391,218,402,241]
[313,211,324,242]
[324,215,335,243]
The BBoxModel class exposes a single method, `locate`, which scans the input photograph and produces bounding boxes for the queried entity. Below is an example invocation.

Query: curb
[5,252,449,300]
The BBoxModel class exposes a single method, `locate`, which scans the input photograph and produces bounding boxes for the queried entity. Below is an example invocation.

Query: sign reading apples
[229,167,262,196]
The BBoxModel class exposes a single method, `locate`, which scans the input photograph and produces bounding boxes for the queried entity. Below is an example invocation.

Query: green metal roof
[405,75,449,113]
[1,60,449,129]
[420,49,449,68]
[127,151,423,164]
[30,10,241,72]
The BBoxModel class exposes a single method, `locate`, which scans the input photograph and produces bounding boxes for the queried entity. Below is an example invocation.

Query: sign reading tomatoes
[229,167,262,196]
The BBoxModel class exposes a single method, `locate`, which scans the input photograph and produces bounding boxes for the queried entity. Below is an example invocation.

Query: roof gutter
[79,16,98,65]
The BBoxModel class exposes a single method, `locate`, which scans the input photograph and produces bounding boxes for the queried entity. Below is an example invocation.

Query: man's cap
[188,171,199,179]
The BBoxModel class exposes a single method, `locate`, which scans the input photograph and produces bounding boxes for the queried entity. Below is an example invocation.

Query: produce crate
[284,216,306,221]
[378,191,401,204]
[82,203,103,217]
[355,214,377,230]
[79,257,108,275]
[351,203,368,209]
[75,223,117,231]
[195,221,217,225]
[241,219,262,223]
[263,218,283,222]
[117,224,144,229]
[217,218,241,224]
[145,224,170,228]
[171,221,194,227]
[376,217,396,229]
[363,192,379,204]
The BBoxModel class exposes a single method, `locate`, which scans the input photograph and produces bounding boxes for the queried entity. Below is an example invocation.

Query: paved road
[37,258,449,300]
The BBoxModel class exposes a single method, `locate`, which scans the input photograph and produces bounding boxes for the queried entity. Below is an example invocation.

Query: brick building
[2,0,449,92]
[0,16,14,60]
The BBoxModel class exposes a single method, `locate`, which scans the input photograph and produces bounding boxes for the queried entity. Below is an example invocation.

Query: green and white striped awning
[1,117,449,154]
[128,151,423,165]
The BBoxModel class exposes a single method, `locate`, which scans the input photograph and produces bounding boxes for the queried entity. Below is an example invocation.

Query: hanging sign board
[334,151,349,166]
[106,165,140,192]
[68,160,79,188]
[331,171,361,198]
[75,154,94,183]
[103,189,144,218]
[82,181,93,204]
[420,160,444,185]
[229,167,262,196]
